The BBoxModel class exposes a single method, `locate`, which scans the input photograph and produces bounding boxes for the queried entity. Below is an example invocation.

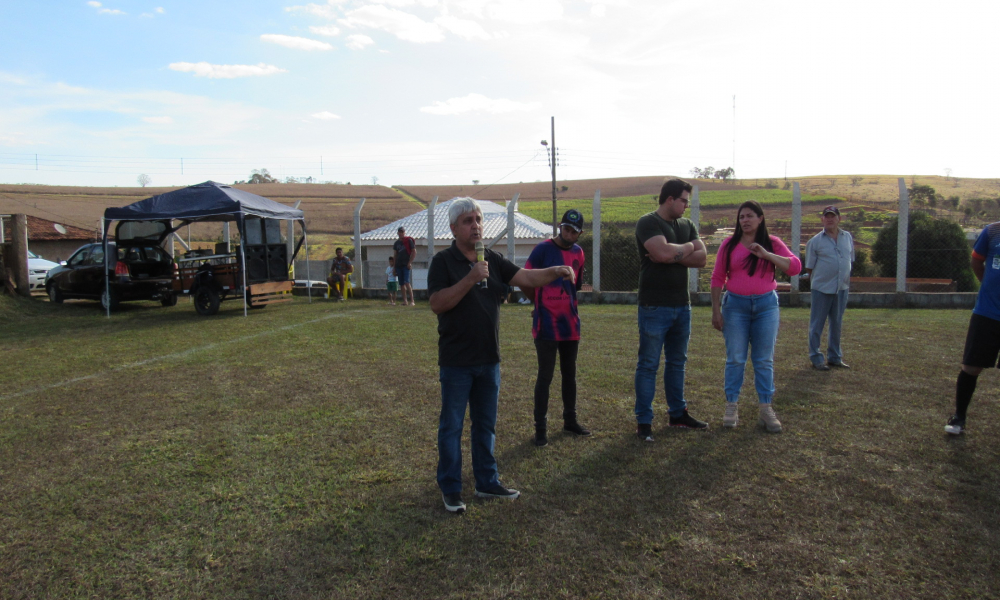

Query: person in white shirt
[386,256,399,306]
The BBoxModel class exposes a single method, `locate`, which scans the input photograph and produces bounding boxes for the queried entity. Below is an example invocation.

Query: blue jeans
[809,289,848,366]
[721,291,780,404]
[437,364,502,495]
[634,304,691,423]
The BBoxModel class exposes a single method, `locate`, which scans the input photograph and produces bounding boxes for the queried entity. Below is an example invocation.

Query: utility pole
[541,117,558,235]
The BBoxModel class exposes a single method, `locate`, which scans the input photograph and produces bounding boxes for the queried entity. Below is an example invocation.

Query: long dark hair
[723,200,775,278]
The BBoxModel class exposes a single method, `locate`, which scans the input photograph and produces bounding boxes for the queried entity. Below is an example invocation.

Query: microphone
[474,241,487,288]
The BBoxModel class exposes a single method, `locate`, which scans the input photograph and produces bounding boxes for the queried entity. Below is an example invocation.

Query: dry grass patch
[1,294,999,599]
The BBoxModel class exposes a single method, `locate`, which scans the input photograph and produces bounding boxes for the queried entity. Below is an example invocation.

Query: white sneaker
[723,403,739,428]
[758,404,782,433]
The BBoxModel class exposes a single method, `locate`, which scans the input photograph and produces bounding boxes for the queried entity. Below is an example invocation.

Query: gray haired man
[804,205,854,370]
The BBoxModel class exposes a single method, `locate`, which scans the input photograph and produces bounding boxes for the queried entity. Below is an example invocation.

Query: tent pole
[103,218,111,318]
[239,214,248,317]
[304,223,311,303]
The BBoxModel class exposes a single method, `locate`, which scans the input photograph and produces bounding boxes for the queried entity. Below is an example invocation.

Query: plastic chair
[327,272,352,299]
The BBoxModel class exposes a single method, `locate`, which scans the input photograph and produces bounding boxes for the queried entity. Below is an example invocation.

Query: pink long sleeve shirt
[711,236,802,295]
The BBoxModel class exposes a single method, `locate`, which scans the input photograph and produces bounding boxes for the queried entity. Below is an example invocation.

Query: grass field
[2,295,999,599]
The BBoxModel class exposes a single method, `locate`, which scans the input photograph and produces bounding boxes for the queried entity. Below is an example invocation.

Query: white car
[28,250,59,292]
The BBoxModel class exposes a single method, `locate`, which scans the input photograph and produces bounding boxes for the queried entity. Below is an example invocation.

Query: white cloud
[345,34,375,50]
[309,24,341,36]
[339,5,444,43]
[419,93,540,115]
[142,116,173,124]
[87,1,125,15]
[156,7,165,13]
[311,111,341,120]
[141,6,166,17]
[261,34,334,51]
[435,15,491,40]
[285,1,349,19]
[168,62,288,79]
[590,4,605,17]
[484,0,562,24]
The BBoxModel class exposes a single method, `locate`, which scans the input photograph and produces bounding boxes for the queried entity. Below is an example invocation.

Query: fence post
[790,182,802,299]
[427,196,438,261]
[689,185,700,296]
[592,190,601,293]
[354,197,366,287]
[507,192,519,264]
[897,179,909,295]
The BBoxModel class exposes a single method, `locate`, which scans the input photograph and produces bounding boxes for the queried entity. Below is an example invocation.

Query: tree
[472,180,480,185]
[137,173,151,187]
[948,196,960,209]
[371,176,379,186]
[908,184,937,205]
[247,168,277,184]
[714,167,734,182]
[870,211,976,291]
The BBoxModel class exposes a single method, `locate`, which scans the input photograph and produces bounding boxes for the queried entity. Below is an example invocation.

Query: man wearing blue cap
[520,209,589,447]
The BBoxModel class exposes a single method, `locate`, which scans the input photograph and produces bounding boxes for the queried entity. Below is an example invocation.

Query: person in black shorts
[946,222,1000,435]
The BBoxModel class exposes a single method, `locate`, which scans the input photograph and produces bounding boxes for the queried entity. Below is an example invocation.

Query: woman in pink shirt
[710,201,801,433]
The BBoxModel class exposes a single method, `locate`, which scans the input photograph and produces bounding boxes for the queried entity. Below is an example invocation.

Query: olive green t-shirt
[635,212,699,306]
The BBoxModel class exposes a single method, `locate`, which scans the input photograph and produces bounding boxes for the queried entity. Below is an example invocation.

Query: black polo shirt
[428,241,521,367]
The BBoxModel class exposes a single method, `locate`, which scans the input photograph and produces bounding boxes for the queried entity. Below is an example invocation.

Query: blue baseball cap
[560,209,584,232]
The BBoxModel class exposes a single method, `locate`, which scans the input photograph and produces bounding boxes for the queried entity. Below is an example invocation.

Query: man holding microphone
[428,198,576,513]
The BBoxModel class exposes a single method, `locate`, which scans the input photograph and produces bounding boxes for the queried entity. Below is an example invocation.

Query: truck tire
[194,287,221,316]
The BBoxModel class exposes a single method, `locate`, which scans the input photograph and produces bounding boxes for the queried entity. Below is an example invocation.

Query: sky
[0,0,998,189]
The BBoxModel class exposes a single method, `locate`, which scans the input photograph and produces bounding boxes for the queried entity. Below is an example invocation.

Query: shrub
[871,212,976,291]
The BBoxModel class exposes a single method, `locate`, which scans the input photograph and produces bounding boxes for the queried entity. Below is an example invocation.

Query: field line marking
[1,310,373,403]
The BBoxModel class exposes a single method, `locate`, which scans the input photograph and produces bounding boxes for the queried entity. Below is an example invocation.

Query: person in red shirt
[521,209,590,447]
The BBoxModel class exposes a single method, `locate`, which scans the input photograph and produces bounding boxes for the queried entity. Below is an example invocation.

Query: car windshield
[28,250,38,259]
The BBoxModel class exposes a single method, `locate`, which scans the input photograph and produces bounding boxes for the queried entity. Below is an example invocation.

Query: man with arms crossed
[394,227,416,306]
[634,178,709,441]
[520,209,590,447]
[946,222,1000,435]
[429,198,576,513]
[804,205,854,370]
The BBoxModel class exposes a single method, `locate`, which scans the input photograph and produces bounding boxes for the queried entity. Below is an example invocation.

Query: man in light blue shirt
[804,206,854,370]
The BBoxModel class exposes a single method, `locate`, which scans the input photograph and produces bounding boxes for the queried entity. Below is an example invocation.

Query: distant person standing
[394,227,416,306]
[805,205,855,370]
[634,178,709,441]
[945,222,1000,435]
[520,209,590,447]
[710,201,801,433]
[386,256,399,306]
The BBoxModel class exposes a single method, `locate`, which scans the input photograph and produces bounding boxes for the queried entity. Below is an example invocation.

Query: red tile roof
[2,214,97,242]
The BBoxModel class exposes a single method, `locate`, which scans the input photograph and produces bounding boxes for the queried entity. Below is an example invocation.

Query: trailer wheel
[194,287,220,316]
[160,290,178,307]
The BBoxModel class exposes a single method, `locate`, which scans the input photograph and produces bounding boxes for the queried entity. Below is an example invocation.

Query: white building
[359,197,552,289]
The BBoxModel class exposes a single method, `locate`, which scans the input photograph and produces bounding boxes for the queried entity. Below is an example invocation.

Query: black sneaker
[637,423,654,442]
[442,493,466,513]
[669,410,709,430]
[945,415,966,435]
[534,429,548,447]
[563,422,592,436]
[475,485,520,500]
[829,361,850,369]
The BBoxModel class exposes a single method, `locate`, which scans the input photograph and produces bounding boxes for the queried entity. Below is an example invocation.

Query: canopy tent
[101,181,310,317]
